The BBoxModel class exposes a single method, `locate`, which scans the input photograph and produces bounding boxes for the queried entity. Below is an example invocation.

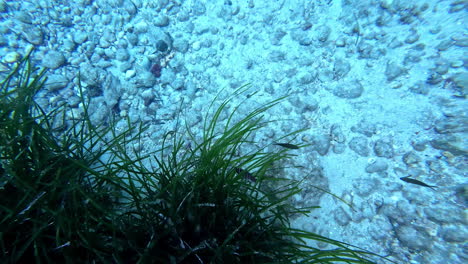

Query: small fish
[235,167,256,182]
[273,143,300,149]
[400,176,437,190]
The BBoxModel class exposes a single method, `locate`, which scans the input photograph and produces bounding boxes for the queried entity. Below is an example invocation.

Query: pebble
[291,28,313,46]
[402,151,421,166]
[42,50,66,69]
[316,24,331,42]
[297,72,316,85]
[450,72,468,96]
[192,41,201,51]
[154,15,170,27]
[21,25,44,45]
[173,37,189,53]
[349,136,370,156]
[73,30,88,44]
[333,59,351,80]
[312,134,331,156]
[270,29,286,45]
[353,178,378,197]
[411,139,428,151]
[351,122,377,137]
[424,206,466,225]
[365,159,388,173]
[434,116,467,134]
[430,136,467,156]
[435,39,453,51]
[333,143,346,154]
[3,51,20,63]
[440,226,468,243]
[115,48,130,61]
[396,225,432,251]
[332,80,364,99]
[385,61,406,81]
[409,82,429,95]
[192,1,206,15]
[405,29,419,44]
[334,207,351,226]
[45,74,69,91]
[373,138,394,158]
[125,69,136,79]
[335,37,346,47]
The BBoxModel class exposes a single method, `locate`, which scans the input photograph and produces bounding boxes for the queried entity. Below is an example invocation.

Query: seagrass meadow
[0,52,388,263]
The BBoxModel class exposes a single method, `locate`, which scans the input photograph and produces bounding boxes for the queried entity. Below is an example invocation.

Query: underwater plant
[0,51,385,263]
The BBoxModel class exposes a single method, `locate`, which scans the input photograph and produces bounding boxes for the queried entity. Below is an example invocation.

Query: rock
[104,48,116,60]
[411,139,428,151]
[126,33,138,46]
[450,72,468,96]
[269,50,286,62]
[300,97,318,113]
[141,89,155,106]
[333,143,346,154]
[134,71,157,88]
[453,35,468,47]
[357,42,374,59]
[72,31,87,45]
[430,135,468,156]
[335,37,346,47]
[22,25,44,45]
[440,226,468,243]
[297,72,316,85]
[177,9,190,22]
[424,206,466,224]
[291,28,313,46]
[270,29,286,45]
[333,59,351,80]
[365,159,388,173]
[147,27,172,52]
[435,117,468,134]
[312,134,331,156]
[405,29,419,44]
[116,48,130,61]
[334,207,351,226]
[426,70,444,84]
[192,1,206,15]
[173,37,189,53]
[332,80,364,99]
[435,39,454,51]
[88,97,110,124]
[15,11,33,24]
[351,122,377,137]
[133,21,149,33]
[402,152,421,166]
[374,138,394,158]
[156,40,169,52]
[434,60,450,75]
[330,124,346,143]
[154,15,169,27]
[349,136,370,156]
[409,82,429,95]
[396,225,432,251]
[45,74,69,91]
[42,50,66,69]
[385,61,406,81]
[3,51,20,63]
[353,178,378,197]
[316,24,331,42]
[449,1,468,13]
[103,75,121,109]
